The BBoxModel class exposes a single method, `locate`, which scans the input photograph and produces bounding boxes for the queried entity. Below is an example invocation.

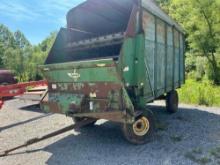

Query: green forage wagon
[40,0,185,144]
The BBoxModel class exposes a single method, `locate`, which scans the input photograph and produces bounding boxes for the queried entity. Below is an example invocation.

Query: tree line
[0,24,56,82]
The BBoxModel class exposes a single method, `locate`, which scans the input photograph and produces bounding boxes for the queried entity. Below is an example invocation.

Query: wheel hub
[132,116,150,136]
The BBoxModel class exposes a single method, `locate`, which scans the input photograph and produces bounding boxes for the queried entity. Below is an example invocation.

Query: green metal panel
[156,18,166,96]
[174,29,180,88]
[40,59,121,83]
[49,93,84,114]
[42,59,115,69]
[180,34,184,83]
[46,68,119,83]
[142,10,155,99]
[141,9,184,101]
[134,35,149,87]
[121,38,136,86]
[166,25,174,91]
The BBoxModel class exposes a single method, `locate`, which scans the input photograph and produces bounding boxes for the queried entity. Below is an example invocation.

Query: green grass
[185,151,211,165]
[178,79,220,107]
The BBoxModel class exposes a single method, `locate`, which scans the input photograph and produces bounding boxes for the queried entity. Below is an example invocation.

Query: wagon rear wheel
[166,90,179,113]
[121,109,155,144]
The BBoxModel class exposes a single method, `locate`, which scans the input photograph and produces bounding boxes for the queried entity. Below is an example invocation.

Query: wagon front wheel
[122,110,155,144]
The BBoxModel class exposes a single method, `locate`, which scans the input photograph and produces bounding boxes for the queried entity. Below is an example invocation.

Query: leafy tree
[160,0,220,84]
[0,23,57,81]
[27,32,57,80]
[0,24,15,48]
[39,32,56,53]
[0,43,4,67]
[3,47,28,81]
[0,24,15,68]
[14,30,30,49]
[185,52,196,73]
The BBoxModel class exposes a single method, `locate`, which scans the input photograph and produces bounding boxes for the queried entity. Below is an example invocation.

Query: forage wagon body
[40,0,185,144]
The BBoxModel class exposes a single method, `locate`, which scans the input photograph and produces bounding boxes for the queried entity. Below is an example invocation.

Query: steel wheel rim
[133,116,150,136]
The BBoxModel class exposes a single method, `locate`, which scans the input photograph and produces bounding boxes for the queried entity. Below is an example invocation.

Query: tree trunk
[211,60,220,85]
[203,50,220,85]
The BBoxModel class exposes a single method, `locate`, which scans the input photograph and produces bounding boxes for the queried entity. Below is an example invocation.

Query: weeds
[185,146,220,164]
[185,150,211,165]
[178,79,220,107]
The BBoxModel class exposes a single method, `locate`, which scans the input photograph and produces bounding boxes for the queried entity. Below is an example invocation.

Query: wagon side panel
[141,3,185,101]
[142,10,155,100]
[166,25,174,92]
[180,34,185,84]
[174,29,180,88]
[155,18,166,97]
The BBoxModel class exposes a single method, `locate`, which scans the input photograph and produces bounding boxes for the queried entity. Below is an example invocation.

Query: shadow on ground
[0,113,52,132]
[38,105,220,165]
[19,104,44,113]
[1,101,51,132]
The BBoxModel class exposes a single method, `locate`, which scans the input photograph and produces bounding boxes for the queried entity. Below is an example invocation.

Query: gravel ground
[0,99,220,165]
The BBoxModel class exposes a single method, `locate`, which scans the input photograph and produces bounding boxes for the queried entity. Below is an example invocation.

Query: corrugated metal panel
[156,18,166,94]
[180,34,184,83]
[143,11,155,97]
[174,29,179,87]
[166,25,174,91]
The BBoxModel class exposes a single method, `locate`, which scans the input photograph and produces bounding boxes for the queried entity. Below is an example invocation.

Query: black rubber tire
[166,90,179,113]
[121,109,155,145]
[73,117,97,127]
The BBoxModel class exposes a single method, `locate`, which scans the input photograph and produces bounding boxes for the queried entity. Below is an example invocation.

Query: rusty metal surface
[42,83,122,113]
[49,82,121,97]
[125,5,139,37]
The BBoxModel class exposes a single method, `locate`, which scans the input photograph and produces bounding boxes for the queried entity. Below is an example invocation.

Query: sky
[0,0,85,45]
